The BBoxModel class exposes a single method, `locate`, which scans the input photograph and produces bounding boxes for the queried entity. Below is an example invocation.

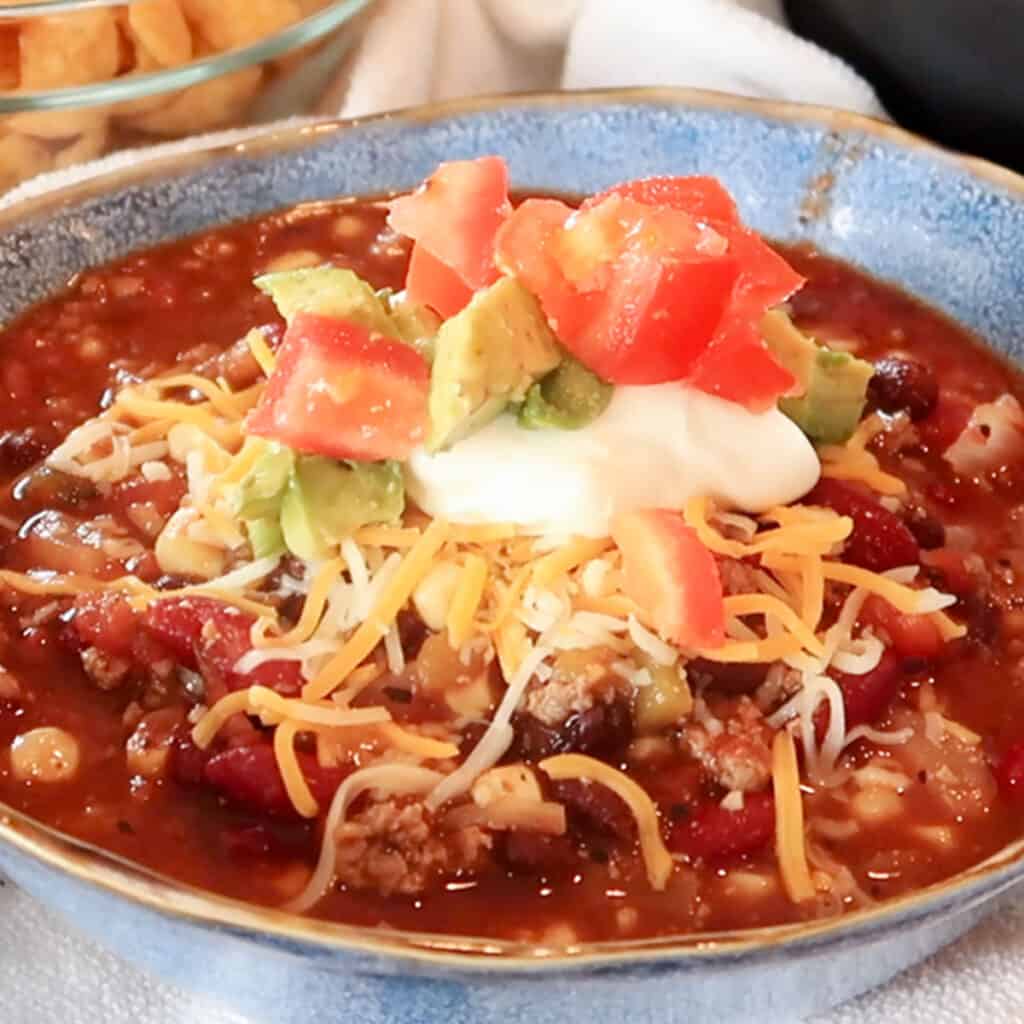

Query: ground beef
[524,670,626,728]
[717,557,763,596]
[683,697,774,793]
[80,645,132,690]
[333,799,492,896]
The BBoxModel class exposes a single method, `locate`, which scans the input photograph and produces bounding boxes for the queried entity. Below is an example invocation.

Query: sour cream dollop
[406,383,820,537]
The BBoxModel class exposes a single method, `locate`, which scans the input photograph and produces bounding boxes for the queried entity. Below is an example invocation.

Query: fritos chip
[0,27,19,91]
[125,65,264,135]
[55,117,110,170]
[19,11,120,89]
[8,108,108,141]
[0,132,51,192]
[179,0,301,51]
[127,0,193,68]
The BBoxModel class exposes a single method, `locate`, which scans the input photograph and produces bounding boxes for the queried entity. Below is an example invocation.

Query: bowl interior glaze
[0,88,1023,1008]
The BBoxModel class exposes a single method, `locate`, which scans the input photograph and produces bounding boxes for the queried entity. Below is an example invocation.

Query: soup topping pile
[1,158,1022,943]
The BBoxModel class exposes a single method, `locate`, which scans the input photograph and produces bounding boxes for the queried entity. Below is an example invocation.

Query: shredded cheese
[149,373,249,420]
[274,719,318,818]
[377,724,459,760]
[532,537,612,589]
[256,559,343,649]
[771,730,815,903]
[539,753,674,891]
[303,519,450,701]
[446,554,488,649]
[723,593,825,658]
[245,327,277,376]
[697,633,804,663]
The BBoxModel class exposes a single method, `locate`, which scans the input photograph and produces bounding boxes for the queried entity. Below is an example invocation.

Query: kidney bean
[667,791,775,861]
[995,742,1024,802]
[170,733,209,787]
[551,777,635,841]
[144,597,303,696]
[867,357,938,421]
[498,831,578,877]
[806,478,919,572]
[860,596,946,659]
[203,743,347,818]
[817,649,906,737]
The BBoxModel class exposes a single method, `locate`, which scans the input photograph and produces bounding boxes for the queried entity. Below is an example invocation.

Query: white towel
[4,4,1017,1024]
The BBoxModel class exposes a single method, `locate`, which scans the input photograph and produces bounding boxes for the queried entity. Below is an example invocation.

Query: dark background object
[784,0,1024,171]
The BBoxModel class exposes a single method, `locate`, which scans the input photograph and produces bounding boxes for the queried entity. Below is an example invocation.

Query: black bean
[512,698,633,762]
[867,357,938,421]
[552,778,635,840]
[904,505,946,550]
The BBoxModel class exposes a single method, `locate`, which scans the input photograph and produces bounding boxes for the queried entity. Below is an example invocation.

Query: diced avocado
[387,292,441,363]
[761,310,819,385]
[518,357,613,430]
[280,474,332,562]
[235,444,294,520]
[279,456,405,560]
[292,456,404,540]
[245,517,285,560]
[634,663,692,735]
[255,265,394,335]
[427,276,562,450]
[765,311,874,445]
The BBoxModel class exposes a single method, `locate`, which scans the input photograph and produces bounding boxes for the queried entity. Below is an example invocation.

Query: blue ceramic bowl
[1,89,1024,1024]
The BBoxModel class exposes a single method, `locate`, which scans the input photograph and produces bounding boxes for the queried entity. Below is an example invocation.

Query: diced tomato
[920,547,976,596]
[109,468,187,520]
[805,478,920,572]
[496,182,798,404]
[246,312,429,462]
[611,509,725,648]
[202,743,348,818]
[494,197,582,336]
[144,596,303,696]
[667,791,775,860]
[711,222,805,322]
[71,591,139,657]
[859,595,946,659]
[918,390,975,453]
[584,175,741,225]
[405,242,475,318]
[387,156,511,293]
[995,741,1024,803]
[688,321,798,411]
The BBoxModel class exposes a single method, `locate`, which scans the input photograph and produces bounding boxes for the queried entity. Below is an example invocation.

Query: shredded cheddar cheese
[723,593,825,658]
[256,558,344,649]
[446,554,489,649]
[772,730,815,903]
[532,537,612,589]
[245,327,277,376]
[274,719,319,818]
[540,753,674,891]
[303,519,451,701]
[377,724,459,760]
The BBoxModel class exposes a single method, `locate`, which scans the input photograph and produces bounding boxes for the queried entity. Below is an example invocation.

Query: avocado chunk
[518,357,613,430]
[255,265,395,336]
[280,456,405,561]
[427,276,562,450]
[386,291,441,363]
[245,516,286,560]
[764,311,874,445]
[235,443,294,520]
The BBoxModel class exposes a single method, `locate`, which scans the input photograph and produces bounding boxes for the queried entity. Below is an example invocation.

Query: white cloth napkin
[3,3,1016,1023]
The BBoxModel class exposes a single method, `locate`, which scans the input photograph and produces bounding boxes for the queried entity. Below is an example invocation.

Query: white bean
[10,727,80,783]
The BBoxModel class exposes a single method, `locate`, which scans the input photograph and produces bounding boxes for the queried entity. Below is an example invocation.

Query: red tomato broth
[0,195,1021,945]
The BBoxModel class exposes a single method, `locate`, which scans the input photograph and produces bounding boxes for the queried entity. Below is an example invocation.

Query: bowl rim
[3,85,1024,972]
[0,0,376,114]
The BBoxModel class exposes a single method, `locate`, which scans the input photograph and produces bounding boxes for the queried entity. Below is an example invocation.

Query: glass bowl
[0,0,379,192]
